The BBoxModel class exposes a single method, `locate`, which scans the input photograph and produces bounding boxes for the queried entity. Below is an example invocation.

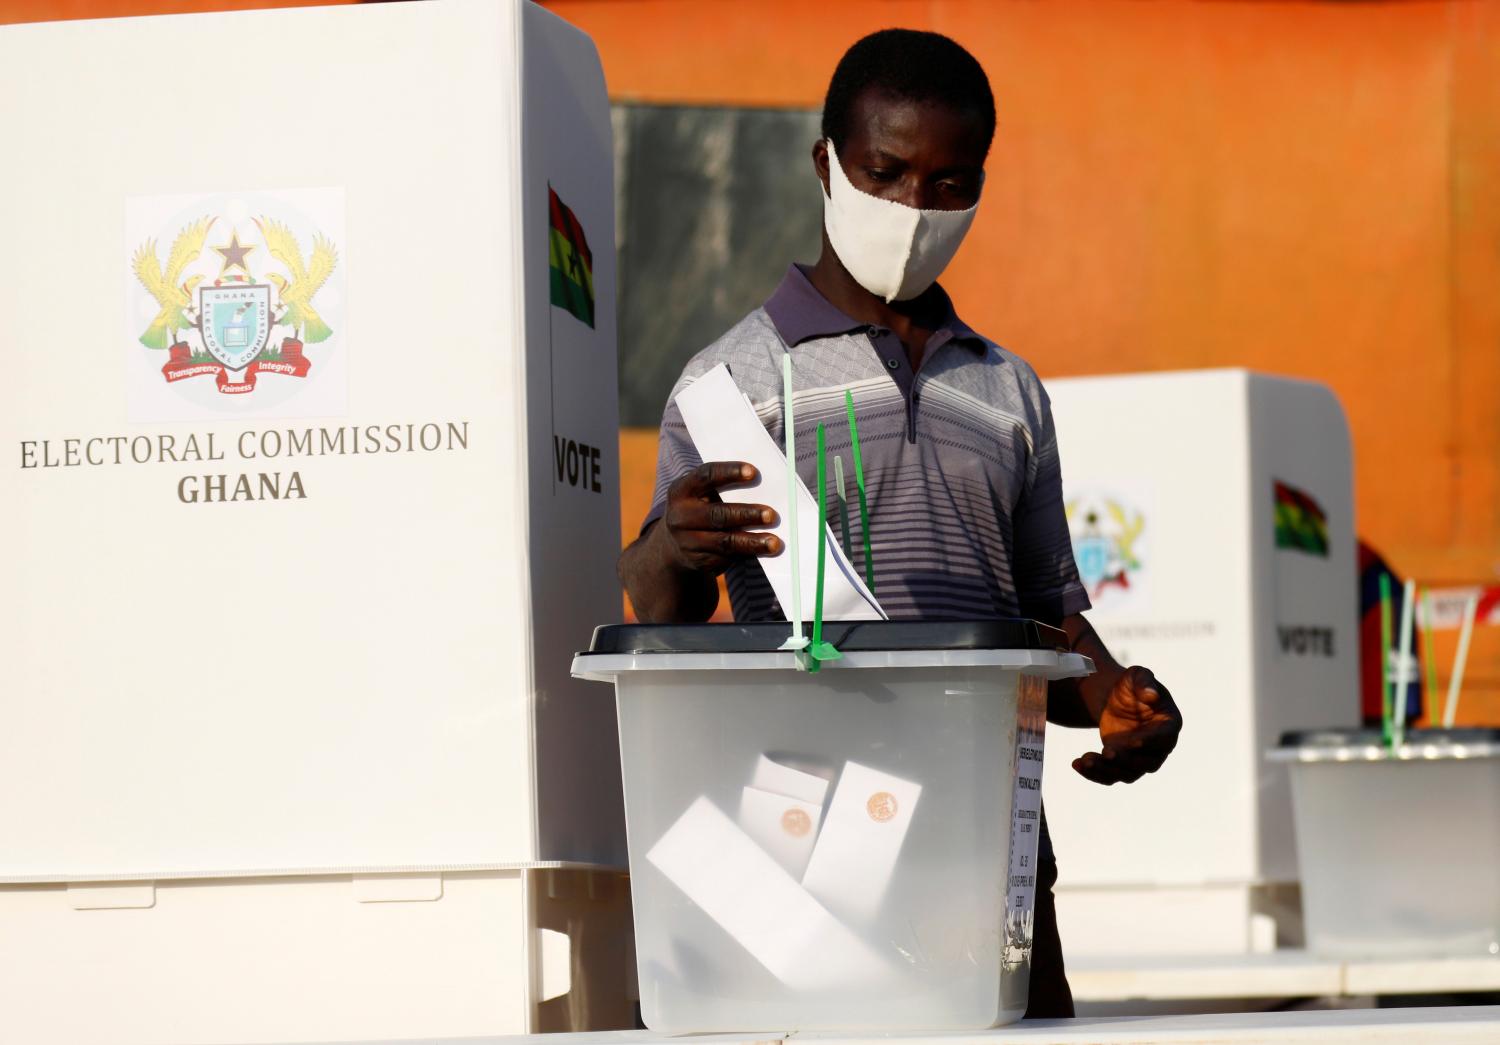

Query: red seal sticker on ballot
[866,791,899,823]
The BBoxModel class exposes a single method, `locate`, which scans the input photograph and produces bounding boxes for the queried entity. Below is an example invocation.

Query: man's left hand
[1071,666,1182,785]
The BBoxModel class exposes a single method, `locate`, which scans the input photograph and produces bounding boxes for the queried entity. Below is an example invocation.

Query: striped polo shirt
[645,264,1091,627]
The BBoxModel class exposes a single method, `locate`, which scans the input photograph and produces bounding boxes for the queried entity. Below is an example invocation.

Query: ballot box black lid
[585,619,1068,656]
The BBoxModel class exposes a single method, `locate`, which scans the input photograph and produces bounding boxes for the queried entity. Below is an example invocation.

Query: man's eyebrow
[931,163,985,178]
[862,148,981,176]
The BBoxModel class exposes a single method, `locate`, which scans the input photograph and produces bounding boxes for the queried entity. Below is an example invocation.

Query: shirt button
[886,357,900,370]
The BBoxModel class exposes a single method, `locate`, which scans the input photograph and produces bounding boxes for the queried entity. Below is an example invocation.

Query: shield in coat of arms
[1074,532,1111,590]
[199,284,272,370]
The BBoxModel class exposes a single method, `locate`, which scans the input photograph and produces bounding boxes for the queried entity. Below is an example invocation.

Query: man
[619,28,1182,1017]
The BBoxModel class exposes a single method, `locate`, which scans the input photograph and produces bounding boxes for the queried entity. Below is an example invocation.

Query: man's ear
[812,139,832,199]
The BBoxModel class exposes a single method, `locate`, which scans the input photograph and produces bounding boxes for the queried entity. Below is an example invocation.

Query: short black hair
[821,29,996,154]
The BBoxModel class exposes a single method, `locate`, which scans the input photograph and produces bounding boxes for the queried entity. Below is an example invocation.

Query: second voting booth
[0,1,630,1041]
[1041,370,1359,958]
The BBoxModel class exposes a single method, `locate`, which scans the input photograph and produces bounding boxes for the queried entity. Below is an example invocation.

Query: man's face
[816,88,988,212]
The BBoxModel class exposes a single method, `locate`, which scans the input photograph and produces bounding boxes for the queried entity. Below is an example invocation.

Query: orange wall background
[3,0,1496,718]
[556,0,1500,718]
[0,0,344,19]
[553,0,1499,577]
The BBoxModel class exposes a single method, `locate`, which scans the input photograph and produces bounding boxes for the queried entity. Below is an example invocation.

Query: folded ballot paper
[647,796,892,990]
[651,755,925,989]
[737,755,834,878]
[801,761,922,923]
[674,364,885,622]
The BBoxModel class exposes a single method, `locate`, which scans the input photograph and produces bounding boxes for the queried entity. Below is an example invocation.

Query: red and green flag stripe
[548,186,594,328]
[1274,480,1329,556]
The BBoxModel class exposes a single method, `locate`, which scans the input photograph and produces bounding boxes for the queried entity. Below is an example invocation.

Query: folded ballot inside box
[658,756,921,988]
[647,796,891,990]
[573,620,1093,1033]
[738,755,832,878]
[802,761,922,923]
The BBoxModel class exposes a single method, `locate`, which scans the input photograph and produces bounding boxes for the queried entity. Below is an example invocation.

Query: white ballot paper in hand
[802,761,922,922]
[674,364,884,621]
[647,797,891,990]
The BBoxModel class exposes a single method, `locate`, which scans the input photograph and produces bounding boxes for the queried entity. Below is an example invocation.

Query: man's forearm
[1048,613,1125,727]
[618,520,720,623]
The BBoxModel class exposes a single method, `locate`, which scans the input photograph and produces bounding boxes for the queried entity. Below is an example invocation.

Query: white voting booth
[0,1,631,1041]
[1042,370,1359,958]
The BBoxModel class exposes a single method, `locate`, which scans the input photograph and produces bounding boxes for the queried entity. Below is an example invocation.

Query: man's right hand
[620,461,783,623]
[654,461,782,576]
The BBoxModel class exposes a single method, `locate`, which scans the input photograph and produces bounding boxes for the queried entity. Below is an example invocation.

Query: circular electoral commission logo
[127,191,343,413]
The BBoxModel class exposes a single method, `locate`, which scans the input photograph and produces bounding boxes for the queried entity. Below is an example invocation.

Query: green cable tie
[806,422,841,672]
[844,389,874,593]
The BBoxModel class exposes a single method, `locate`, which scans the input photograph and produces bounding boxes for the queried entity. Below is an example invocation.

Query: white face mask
[821,139,979,303]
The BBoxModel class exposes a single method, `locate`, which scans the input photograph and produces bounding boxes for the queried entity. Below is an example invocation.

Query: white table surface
[1067,949,1500,1001]
[278,1005,1500,1045]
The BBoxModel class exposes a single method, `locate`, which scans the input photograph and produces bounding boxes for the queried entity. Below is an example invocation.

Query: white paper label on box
[738,786,824,879]
[1003,673,1048,969]
[646,796,891,990]
[801,761,921,922]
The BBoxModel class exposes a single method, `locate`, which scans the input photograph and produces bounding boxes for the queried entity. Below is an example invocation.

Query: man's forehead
[846,89,989,157]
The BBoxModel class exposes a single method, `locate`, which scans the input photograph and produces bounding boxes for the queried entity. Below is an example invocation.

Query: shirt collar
[763,264,987,354]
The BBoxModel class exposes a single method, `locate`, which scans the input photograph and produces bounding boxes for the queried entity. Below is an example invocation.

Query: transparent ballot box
[1270,728,1500,958]
[573,620,1092,1032]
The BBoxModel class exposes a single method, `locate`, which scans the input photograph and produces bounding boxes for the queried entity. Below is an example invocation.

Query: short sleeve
[1011,390,1091,624]
[637,311,787,537]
